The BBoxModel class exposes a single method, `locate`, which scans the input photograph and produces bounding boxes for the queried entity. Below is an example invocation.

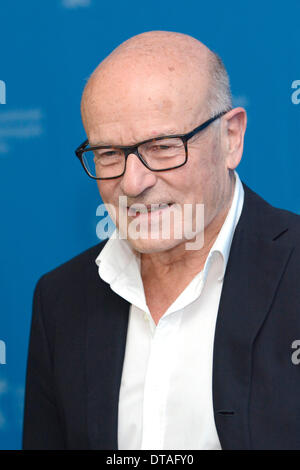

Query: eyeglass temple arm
[183,109,230,142]
[76,139,89,157]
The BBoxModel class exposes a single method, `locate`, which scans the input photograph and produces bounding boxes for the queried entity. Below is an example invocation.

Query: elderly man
[23,31,300,450]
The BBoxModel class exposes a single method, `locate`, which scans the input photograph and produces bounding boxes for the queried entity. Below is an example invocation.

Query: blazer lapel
[86,265,130,450]
[213,184,294,449]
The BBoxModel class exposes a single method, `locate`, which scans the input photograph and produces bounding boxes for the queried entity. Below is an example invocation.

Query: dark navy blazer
[23,182,300,450]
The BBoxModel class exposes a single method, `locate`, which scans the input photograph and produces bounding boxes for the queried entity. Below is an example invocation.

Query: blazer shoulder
[36,239,108,295]
[242,182,300,240]
[268,203,300,239]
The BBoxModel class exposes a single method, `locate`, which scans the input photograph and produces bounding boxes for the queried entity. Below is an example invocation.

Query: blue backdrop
[0,0,299,450]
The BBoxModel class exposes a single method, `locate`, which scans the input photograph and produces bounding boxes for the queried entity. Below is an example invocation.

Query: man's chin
[126,235,185,254]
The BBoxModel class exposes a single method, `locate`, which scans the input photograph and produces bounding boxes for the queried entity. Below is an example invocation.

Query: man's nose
[119,152,157,197]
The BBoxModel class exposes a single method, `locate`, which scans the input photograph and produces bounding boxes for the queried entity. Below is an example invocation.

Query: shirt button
[143,313,149,321]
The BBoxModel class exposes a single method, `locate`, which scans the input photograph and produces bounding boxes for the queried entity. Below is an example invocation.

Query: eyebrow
[89,129,180,147]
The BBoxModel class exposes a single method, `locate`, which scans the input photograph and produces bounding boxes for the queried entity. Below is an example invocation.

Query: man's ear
[222,107,247,170]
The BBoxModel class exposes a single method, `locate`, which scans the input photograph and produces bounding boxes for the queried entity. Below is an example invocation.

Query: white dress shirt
[95,170,244,450]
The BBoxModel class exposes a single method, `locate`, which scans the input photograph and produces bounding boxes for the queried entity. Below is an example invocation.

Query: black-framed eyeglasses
[75,109,230,180]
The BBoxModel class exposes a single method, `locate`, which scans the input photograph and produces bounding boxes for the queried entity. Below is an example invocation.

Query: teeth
[128,203,170,215]
[137,208,149,213]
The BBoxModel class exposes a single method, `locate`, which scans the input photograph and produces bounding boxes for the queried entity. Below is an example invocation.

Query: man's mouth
[127,202,174,217]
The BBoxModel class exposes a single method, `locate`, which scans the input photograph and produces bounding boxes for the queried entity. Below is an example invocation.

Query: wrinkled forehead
[81,50,210,143]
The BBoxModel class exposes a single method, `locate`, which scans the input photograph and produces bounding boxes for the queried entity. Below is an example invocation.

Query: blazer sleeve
[22,276,65,449]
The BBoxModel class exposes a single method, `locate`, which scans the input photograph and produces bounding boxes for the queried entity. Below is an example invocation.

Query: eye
[147,139,179,150]
[95,149,123,158]
[152,144,172,151]
[101,151,119,157]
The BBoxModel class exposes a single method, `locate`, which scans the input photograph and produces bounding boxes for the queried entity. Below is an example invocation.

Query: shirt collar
[96,169,244,287]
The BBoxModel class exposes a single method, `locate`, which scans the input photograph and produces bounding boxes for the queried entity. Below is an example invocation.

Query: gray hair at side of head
[206,52,235,180]
[207,52,233,119]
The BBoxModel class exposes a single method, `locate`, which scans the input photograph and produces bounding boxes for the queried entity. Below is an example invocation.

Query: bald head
[81,31,231,145]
